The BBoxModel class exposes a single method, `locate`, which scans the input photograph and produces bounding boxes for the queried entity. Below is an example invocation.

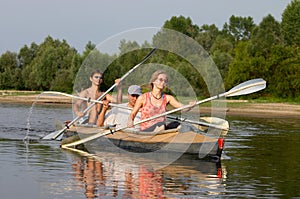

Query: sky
[0,0,292,55]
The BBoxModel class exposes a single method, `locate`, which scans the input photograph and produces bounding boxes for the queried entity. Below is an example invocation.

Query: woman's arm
[167,95,183,109]
[167,95,196,111]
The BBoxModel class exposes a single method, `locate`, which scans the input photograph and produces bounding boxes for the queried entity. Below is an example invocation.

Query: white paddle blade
[41,130,61,140]
[226,78,266,97]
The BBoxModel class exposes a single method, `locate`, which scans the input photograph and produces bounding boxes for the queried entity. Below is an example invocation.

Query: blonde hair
[149,70,168,89]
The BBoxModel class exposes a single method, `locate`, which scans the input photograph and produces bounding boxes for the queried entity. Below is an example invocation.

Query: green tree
[81,41,96,60]
[0,51,19,89]
[50,69,73,93]
[69,53,83,86]
[69,41,96,89]
[163,15,200,38]
[119,39,140,55]
[19,43,39,90]
[266,45,300,99]
[27,36,77,91]
[210,35,234,78]
[223,15,256,42]
[196,24,220,52]
[18,43,38,67]
[281,0,300,46]
[250,14,283,57]
[225,41,252,89]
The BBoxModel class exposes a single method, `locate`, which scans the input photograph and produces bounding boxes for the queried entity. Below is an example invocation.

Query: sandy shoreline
[199,103,300,118]
[0,94,72,104]
[0,94,299,118]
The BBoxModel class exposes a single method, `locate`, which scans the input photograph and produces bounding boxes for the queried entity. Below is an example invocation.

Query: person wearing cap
[96,85,142,129]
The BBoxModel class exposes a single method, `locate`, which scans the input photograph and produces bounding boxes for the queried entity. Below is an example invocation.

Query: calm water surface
[0,102,299,198]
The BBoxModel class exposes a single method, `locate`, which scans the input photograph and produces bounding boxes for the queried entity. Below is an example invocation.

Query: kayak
[62,117,229,160]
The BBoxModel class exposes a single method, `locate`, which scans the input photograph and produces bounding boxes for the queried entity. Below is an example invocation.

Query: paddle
[61,78,266,147]
[166,115,229,131]
[42,48,157,140]
[43,91,229,131]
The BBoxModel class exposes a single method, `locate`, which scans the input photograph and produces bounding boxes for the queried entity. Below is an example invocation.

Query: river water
[0,102,299,199]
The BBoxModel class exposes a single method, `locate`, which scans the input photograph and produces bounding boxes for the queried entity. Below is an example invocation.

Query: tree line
[0,0,299,100]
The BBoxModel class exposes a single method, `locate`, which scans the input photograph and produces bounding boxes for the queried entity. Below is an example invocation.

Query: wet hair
[149,70,168,89]
[90,69,103,78]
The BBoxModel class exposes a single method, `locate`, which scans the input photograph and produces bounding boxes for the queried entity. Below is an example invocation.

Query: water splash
[23,93,44,146]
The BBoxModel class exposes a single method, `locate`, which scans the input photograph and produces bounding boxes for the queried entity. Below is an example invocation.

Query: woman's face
[153,73,168,89]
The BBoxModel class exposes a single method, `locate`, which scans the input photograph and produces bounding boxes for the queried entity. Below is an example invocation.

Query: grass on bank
[0,90,41,96]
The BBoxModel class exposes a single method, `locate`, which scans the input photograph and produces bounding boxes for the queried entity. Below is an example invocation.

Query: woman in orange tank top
[128,70,186,131]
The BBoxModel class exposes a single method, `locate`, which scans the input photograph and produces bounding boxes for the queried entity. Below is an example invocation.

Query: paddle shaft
[43,48,157,140]
[166,115,228,130]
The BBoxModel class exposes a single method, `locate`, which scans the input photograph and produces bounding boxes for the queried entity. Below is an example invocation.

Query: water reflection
[2,103,299,198]
[67,149,226,198]
[224,116,300,198]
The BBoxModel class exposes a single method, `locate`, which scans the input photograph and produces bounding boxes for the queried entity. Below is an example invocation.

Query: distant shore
[200,102,300,118]
[0,91,299,118]
[0,93,72,104]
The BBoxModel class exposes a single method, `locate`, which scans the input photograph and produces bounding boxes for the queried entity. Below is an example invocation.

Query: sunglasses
[130,94,140,98]
[157,78,168,84]
[93,75,103,79]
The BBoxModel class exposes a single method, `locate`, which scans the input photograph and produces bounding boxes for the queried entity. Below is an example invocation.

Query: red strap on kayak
[218,138,224,150]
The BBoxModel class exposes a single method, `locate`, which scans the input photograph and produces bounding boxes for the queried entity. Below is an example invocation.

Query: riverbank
[199,102,300,118]
[0,91,299,118]
[0,93,72,104]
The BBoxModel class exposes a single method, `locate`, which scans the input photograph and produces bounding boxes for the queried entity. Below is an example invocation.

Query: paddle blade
[41,130,60,140]
[41,127,66,140]
[226,78,266,97]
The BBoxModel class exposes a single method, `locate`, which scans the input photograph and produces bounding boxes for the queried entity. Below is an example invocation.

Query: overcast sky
[0,0,292,54]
